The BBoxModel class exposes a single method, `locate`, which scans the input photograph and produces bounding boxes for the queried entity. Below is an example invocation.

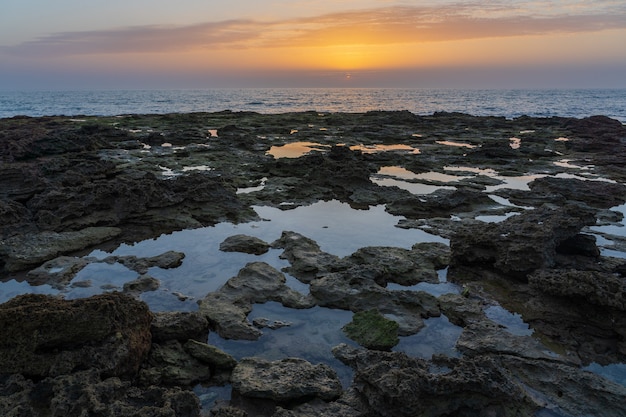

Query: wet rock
[332,343,537,417]
[231,357,342,403]
[529,176,626,209]
[25,255,90,289]
[342,309,399,351]
[140,340,211,386]
[220,234,270,255]
[198,262,314,340]
[151,311,210,343]
[184,339,237,371]
[347,245,441,286]
[123,274,160,295]
[0,369,201,417]
[0,293,152,378]
[528,268,626,310]
[310,267,440,335]
[113,250,186,274]
[0,226,122,272]
[271,231,340,282]
[450,204,598,279]
[386,187,495,219]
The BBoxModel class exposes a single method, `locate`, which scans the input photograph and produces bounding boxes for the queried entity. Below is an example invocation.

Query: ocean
[1,88,625,121]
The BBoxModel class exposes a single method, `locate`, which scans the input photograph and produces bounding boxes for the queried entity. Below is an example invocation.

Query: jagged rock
[184,339,237,370]
[529,268,626,310]
[113,250,186,274]
[231,357,342,403]
[0,227,122,272]
[0,293,152,378]
[271,231,340,282]
[25,255,90,289]
[0,369,201,417]
[449,204,598,278]
[310,266,440,335]
[151,311,210,343]
[123,274,160,295]
[220,234,270,255]
[333,343,536,416]
[140,340,211,386]
[198,262,314,340]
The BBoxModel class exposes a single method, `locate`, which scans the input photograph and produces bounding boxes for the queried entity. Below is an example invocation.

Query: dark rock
[0,293,152,378]
[271,231,340,282]
[220,234,270,255]
[123,274,160,295]
[231,357,342,403]
[0,369,201,417]
[151,311,210,343]
[184,339,237,370]
[0,227,122,272]
[198,262,313,340]
[450,204,598,278]
[529,268,626,310]
[140,340,211,386]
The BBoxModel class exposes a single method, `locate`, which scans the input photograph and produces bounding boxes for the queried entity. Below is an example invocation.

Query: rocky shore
[1,111,626,416]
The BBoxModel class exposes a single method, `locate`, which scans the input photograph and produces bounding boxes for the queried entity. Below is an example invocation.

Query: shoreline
[1,110,626,416]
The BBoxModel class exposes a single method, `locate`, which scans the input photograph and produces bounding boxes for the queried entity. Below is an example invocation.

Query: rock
[310,266,440,335]
[528,268,626,310]
[140,340,211,386]
[271,231,340,282]
[231,357,342,403]
[449,204,598,279]
[0,293,152,378]
[220,234,270,255]
[184,339,237,370]
[25,255,90,289]
[529,176,626,209]
[347,246,441,286]
[0,369,201,417]
[0,227,122,272]
[198,262,313,340]
[332,344,537,417]
[151,311,210,343]
[114,250,186,274]
[342,309,399,351]
[123,274,160,295]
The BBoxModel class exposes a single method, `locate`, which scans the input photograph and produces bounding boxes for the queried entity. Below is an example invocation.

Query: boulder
[271,231,340,282]
[0,227,122,272]
[0,369,201,417]
[449,204,598,278]
[151,311,210,343]
[231,357,342,403]
[198,262,313,340]
[220,234,270,255]
[0,293,152,378]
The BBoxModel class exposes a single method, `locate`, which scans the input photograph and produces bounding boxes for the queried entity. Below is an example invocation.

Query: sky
[1,0,625,89]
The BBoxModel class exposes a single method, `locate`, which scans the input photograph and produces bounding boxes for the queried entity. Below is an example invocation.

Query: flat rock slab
[231,357,342,402]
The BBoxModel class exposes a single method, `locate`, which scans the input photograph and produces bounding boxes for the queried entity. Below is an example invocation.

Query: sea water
[1,88,625,121]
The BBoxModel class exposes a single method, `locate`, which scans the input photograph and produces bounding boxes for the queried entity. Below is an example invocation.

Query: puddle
[393,315,463,359]
[236,177,267,194]
[372,176,455,195]
[484,305,533,336]
[267,142,330,158]
[208,302,357,387]
[349,144,420,154]
[509,137,521,149]
[436,140,477,149]
[583,363,626,386]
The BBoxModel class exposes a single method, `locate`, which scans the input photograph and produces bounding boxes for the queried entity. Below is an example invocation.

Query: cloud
[2,2,626,57]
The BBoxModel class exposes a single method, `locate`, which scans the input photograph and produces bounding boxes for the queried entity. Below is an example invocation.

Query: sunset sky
[1,0,625,89]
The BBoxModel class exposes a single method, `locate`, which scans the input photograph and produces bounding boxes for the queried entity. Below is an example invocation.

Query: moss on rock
[342,309,399,351]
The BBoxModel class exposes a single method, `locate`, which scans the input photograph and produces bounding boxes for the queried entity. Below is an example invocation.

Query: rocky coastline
[1,110,626,416]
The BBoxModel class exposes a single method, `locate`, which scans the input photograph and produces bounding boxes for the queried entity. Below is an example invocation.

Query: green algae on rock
[343,309,400,351]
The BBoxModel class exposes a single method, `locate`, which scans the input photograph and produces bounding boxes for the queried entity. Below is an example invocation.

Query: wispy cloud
[2,2,626,57]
